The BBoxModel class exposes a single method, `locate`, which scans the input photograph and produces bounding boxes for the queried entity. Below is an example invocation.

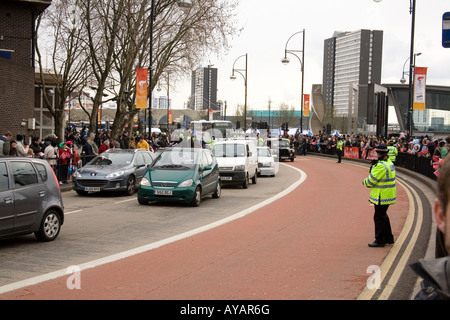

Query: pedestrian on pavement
[15,134,27,157]
[411,157,450,300]
[336,137,344,163]
[87,132,99,156]
[363,144,396,247]
[0,131,12,156]
[136,136,150,150]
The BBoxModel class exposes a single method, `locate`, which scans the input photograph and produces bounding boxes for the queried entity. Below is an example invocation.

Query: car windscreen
[257,148,271,157]
[152,149,199,170]
[90,153,134,166]
[212,144,246,158]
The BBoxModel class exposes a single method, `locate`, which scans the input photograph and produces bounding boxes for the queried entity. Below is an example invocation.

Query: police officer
[387,140,398,164]
[363,144,396,247]
[336,137,344,163]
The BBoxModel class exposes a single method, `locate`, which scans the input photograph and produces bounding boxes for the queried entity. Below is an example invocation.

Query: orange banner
[413,67,427,110]
[168,110,172,125]
[136,68,148,109]
[303,94,310,117]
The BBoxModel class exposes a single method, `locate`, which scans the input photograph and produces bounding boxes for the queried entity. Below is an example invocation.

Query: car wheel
[191,186,201,207]
[252,170,257,184]
[125,175,136,196]
[76,190,88,196]
[242,173,249,189]
[212,182,221,199]
[35,210,61,242]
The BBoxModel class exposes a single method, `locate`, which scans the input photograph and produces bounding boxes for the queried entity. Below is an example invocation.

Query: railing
[306,144,438,181]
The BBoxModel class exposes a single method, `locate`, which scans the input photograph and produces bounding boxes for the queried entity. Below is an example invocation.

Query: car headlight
[234,165,245,171]
[140,177,151,186]
[178,179,193,187]
[73,171,82,178]
[106,170,125,178]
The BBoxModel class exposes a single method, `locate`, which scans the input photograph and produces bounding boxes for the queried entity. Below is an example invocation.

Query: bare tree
[35,0,89,142]
[37,0,241,140]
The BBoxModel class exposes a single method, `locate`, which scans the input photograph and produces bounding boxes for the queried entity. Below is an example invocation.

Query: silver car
[73,148,156,196]
[0,157,64,241]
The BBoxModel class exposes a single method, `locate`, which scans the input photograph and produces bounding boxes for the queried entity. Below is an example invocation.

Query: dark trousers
[374,204,394,244]
[337,149,342,162]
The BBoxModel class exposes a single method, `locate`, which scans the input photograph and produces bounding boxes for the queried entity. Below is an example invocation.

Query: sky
[166,0,450,117]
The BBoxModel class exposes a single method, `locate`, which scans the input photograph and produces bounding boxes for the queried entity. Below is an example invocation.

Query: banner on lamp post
[136,68,148,109]
[209,109,213,121]
[413,67,427,110]
[303,94,310,117]
[168,110,172,124]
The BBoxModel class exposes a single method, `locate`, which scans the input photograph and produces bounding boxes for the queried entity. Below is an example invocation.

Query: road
[0,156,435,300]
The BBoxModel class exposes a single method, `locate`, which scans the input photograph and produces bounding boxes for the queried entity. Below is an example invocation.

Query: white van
[211,139,258,188]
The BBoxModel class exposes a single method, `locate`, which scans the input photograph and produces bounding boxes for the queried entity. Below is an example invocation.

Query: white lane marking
[0,164,306,295]
[64,210,83,215]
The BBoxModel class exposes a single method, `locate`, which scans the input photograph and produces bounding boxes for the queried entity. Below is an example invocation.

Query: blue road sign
[443,12,450,48]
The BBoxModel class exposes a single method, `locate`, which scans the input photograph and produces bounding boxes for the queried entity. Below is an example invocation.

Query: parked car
[73,148,156,196]
[137,147,221,206]
[256,146,277,177]
[211,139,258,188]
[265,138,296,162]
[0,157,64,241]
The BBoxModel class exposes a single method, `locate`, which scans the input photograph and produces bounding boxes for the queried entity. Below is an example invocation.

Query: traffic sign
[443,12,450,48]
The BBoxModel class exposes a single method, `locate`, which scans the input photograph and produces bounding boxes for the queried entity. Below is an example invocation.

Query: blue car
[137,147,221,207]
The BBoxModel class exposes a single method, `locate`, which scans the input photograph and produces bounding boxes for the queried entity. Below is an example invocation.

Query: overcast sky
[166,0,450,115]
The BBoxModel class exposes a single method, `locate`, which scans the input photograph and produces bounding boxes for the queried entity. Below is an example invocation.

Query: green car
[137,147,221,206]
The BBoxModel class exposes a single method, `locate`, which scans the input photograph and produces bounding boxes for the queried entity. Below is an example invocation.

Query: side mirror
[202,165,212,171]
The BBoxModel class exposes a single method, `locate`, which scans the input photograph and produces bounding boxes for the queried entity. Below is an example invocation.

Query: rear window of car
[0,162,9,191]
[10,161,38,187]
[35,163,48,181]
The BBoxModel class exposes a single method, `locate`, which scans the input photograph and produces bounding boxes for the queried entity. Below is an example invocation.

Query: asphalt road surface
[0,156,436,300]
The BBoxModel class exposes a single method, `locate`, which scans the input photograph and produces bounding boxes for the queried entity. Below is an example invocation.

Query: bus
[190,120,233,140]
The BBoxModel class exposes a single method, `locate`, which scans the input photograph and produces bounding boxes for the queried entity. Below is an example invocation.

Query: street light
[230,54,248,132]
[148,0,192,135]
[374,0,416,137]
[400,52,421,84]
[281,30,305,133]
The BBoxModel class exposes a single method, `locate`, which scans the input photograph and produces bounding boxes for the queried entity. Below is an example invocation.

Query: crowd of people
[2,125,449,184]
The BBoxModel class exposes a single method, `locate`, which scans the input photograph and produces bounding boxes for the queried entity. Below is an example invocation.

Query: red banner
[136,68,148,109]
[303,94,310,117]
[344,147,359,159]
[413,67,427,110]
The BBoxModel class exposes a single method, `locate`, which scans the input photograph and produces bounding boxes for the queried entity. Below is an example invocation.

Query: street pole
[282,29,305,134]
[407,0,416,138]
[148,0,155,136]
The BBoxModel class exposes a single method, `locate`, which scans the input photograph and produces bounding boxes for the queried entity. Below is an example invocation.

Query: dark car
[265,138,296,162]
[0,157,64,241]
[73,148,156,196]
[137,147,221,207]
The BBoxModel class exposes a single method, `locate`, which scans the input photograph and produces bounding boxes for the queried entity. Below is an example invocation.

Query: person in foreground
[411,157,450,300]
[362,144,396,248]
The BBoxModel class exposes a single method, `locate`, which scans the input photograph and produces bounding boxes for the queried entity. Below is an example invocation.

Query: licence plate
[84,187,100,192]
[154,190,172,196]
[220,176,232,181]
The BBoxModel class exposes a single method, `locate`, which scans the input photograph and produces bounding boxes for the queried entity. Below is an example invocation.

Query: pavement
[0,154,436,301]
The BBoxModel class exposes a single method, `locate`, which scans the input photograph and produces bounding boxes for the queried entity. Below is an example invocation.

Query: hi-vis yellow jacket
[363,159,396,205]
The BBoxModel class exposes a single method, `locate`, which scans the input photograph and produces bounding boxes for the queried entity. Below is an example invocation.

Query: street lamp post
[281,30,305,133]
[374,0,416,137]
[230,54,248,132]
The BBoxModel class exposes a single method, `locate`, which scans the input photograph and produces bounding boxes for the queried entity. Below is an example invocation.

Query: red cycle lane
[0,157,409,300]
